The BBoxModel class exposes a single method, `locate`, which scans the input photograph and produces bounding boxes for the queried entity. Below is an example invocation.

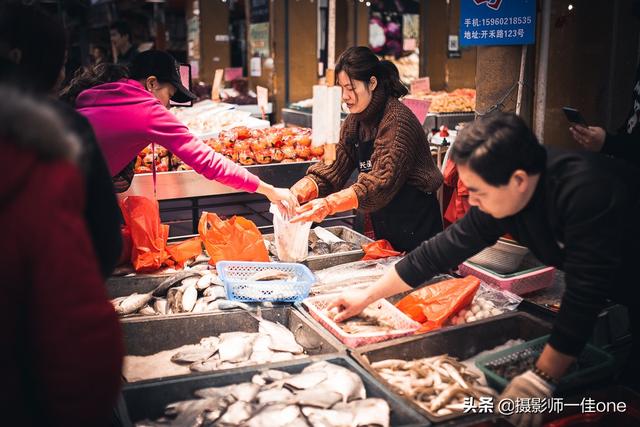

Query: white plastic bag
[269,203,312,262]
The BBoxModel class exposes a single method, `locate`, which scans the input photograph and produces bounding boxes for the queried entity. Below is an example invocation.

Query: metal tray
[263,226,373,271]
[122,354,430,426]
[350,312,552,424]
[122,306,345,382]
[107,226,371,299]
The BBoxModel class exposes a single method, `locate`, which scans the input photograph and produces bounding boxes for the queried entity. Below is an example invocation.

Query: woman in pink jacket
[62,50,297,212]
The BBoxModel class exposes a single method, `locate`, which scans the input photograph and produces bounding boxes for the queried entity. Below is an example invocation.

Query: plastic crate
[303,295,421,348]
[458,261,555,295]
[475,335,615,393]
[216,261,315,303]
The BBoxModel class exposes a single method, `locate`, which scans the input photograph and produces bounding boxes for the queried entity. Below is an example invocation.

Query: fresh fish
[269,352,296,363]
[271,371,327,390]
[138,305,157,316]
[258,318,304,354]
[170,346,217,365]
[195,382,261,402]
[249,269,295,281]
[164,396,231,426]
[250,334,274,364]
[218,332,257,363]
[153,298,168,315]
[212,300,252,311]
[196,274,212,291]
[255,387,294,405]
[189,358,220,373]
[258,369,291,383]
[166,287,181,313]
[203,285,227,300]
[288,389,342,409]
[115,292,153,315]
[217,401,254,425]
[180,285,198,312]
[110,296,126,310]
[310,241,331,255]
[329,241,355,253]
[334,398,390,427]
[245,404,303,427]
[302,361,366,403]
[181,276,200,288]
[153,270,202,297]
[301,406,355,427]
[199,336,220,349]
[192,297,207,313]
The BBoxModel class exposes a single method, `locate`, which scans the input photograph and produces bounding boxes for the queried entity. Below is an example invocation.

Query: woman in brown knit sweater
[291,46,443,252]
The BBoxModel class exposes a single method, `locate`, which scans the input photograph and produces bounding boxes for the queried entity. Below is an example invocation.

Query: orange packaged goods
[198,212,269,266]
[396,275,481,333]
[167,237,203,268]
[133,126,317,174]
[361,240,403,260]
[120,196,170,272]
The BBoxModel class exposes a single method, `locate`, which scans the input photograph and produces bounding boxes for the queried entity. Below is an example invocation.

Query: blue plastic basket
[216,261,316,303]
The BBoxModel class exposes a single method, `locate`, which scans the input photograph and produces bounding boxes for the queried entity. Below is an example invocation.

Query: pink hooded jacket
[76,79,260,193]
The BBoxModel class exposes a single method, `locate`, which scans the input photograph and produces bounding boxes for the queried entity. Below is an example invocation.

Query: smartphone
[562,106,588,127]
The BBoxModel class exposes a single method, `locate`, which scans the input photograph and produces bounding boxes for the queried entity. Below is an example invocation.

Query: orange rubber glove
[291,187,358,223]
[290,177,319,204]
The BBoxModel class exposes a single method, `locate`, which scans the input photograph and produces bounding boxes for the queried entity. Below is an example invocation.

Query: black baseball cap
[130,50,196,103]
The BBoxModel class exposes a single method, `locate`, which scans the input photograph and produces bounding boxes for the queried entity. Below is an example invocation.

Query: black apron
[353,137,443,252]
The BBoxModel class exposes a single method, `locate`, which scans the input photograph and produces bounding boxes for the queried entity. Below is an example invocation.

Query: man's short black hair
[109,21,132,39]
[450,112,547,186]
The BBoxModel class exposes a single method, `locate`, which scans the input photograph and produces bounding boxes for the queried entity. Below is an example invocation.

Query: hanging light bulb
[365,1,371,5]
[567,4,573,11]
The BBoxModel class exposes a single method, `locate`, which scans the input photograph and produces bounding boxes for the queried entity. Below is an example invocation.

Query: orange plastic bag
[198,212,269,266]
[167,237,203,268]
[361,239,403,260]
[396,275,481,333]
[119,196,170,272]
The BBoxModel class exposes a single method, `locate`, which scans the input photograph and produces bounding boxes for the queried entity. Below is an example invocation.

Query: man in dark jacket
[331,113,640,427]
[0,3,122,277]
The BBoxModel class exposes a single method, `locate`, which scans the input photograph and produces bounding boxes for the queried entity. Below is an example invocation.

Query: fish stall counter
[121,160,315,201]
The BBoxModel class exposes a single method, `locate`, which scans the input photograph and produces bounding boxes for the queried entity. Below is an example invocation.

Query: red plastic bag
[198,212,269,266]
[361,239,403,260]
[117,225,132,266]
[167,237,203,268]
[119,196,170,272]
[395,275,481,333]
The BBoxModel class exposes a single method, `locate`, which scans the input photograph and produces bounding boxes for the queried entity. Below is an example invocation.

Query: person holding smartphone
[63,50,297,214]
[569,2,640,168]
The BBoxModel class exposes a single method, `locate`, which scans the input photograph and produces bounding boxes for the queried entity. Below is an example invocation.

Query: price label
[211,69,224,101]
[402,98,431,125]
[410,77,431,95]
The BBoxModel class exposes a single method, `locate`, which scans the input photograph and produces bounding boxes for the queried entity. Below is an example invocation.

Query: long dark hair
[335,46,408,99]
[59,63,129,106]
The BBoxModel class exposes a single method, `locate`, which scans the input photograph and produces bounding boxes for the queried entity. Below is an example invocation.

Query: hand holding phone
[562,106,588,127]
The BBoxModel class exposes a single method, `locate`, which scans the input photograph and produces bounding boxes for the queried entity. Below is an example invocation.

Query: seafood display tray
[217,261,315,302]
[476,335,615,394]
[122,307,345,382]
[264,226,374,271]
[303,295,421,348]
[122,354,430,426]
[351,312,552,424]
[107,226,372,298]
